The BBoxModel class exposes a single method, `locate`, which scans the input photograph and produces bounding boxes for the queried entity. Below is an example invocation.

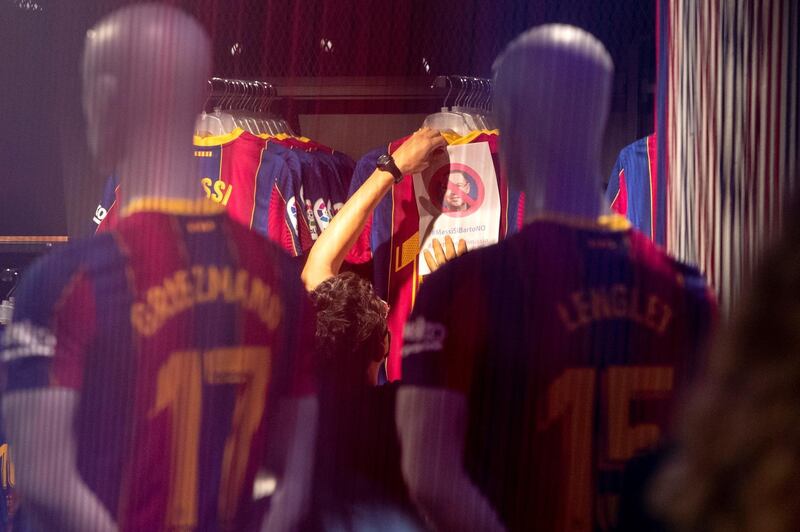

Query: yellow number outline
[149,346,271,528]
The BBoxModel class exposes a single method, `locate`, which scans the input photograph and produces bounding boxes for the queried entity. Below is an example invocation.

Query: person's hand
[392,127,447,175]
[423,236,468,273]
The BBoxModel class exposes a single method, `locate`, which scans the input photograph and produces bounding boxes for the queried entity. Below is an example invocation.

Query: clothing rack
[431,75,493,114]
[204,77,278,114]
[198,77,293,136]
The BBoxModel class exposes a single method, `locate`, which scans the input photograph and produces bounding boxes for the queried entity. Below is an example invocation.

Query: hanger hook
[456,76,467,108]
[229,79,239,110]
[245,80,256,111]
[270,83,278,113]
[469,77,477,108]
[219,78,230,110]
[252,81,262,113]
[237,79,246,110]
[203,79,214,112]
[444,76,454,109]
[209,77,223,110]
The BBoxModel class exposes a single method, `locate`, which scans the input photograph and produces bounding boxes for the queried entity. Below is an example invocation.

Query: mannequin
[396,25,615,531]
[82,4,209,206]
[2,5,315,532]
[494,24,613,221]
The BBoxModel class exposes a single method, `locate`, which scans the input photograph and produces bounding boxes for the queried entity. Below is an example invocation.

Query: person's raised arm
[301,128,446,291]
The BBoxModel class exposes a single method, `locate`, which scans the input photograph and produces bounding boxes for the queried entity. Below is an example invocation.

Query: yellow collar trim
[529,212,632,232]
[193,128,246,147]
[441,129,499,145]
[123,197,225,217]
[259,133,313,143]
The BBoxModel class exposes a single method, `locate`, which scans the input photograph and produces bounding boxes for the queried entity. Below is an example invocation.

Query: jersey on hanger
[348,131,524,380]
[263,140,306,256]
[95,130,303,255]
[194,129,289,243]
[606,134,664,245]
[403,215,716,531]
[92,130,273,236]
[1,199,315,531]
[93,130,353,257]
[266,136,354,255]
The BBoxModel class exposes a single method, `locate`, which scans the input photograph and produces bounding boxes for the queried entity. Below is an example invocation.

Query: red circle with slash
[426,163,485,218]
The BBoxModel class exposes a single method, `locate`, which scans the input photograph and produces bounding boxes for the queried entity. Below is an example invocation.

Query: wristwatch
[376,154,404,184]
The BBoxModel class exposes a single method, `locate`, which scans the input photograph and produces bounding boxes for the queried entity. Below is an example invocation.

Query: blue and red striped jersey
[348,131,524,380]
[2,199,315,531]
[267,136,354,255]
[606,134,665,245]
[403,215,715,531]
[94,131,354,258]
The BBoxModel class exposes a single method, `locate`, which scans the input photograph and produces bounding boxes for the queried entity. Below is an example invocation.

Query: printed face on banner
[413,142,501,276]
[426,164,486,217]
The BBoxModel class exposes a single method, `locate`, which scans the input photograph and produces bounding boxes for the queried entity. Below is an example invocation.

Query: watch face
[377,154,392,167]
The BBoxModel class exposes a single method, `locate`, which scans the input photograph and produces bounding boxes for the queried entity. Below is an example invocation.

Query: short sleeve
[93,175,121,236]
[264,160,303,256]
[401,260,486,394]
[607,159,628,216]
[1,256,95,392]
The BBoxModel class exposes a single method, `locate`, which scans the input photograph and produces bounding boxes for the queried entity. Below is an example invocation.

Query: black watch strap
[377,154,404,184]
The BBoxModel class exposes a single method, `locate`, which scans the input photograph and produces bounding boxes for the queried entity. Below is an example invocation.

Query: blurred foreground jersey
[2,199,315,531]
[605,134,664,245]
[403,215,715,531]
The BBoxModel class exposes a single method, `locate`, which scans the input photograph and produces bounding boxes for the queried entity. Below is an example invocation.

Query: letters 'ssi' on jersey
[403,215,716,531]
[347,130,525,380]
[605,134,664,245]
[2,199,315,531]
[194,129,303,255]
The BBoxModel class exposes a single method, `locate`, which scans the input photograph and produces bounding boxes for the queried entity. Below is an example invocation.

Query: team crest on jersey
[314,198,332,230]
[402,316,446,356]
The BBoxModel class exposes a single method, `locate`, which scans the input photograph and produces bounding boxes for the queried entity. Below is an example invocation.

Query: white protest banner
[413,141,500,276]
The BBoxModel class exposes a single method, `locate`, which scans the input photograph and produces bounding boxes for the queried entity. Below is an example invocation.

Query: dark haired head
[310,272,388,386]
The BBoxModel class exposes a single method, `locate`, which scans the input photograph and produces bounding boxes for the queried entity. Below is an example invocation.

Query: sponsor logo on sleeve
[93,205,108,226]
[1,321,56,361]
[286,197,300,233]
[402,316,446,356]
